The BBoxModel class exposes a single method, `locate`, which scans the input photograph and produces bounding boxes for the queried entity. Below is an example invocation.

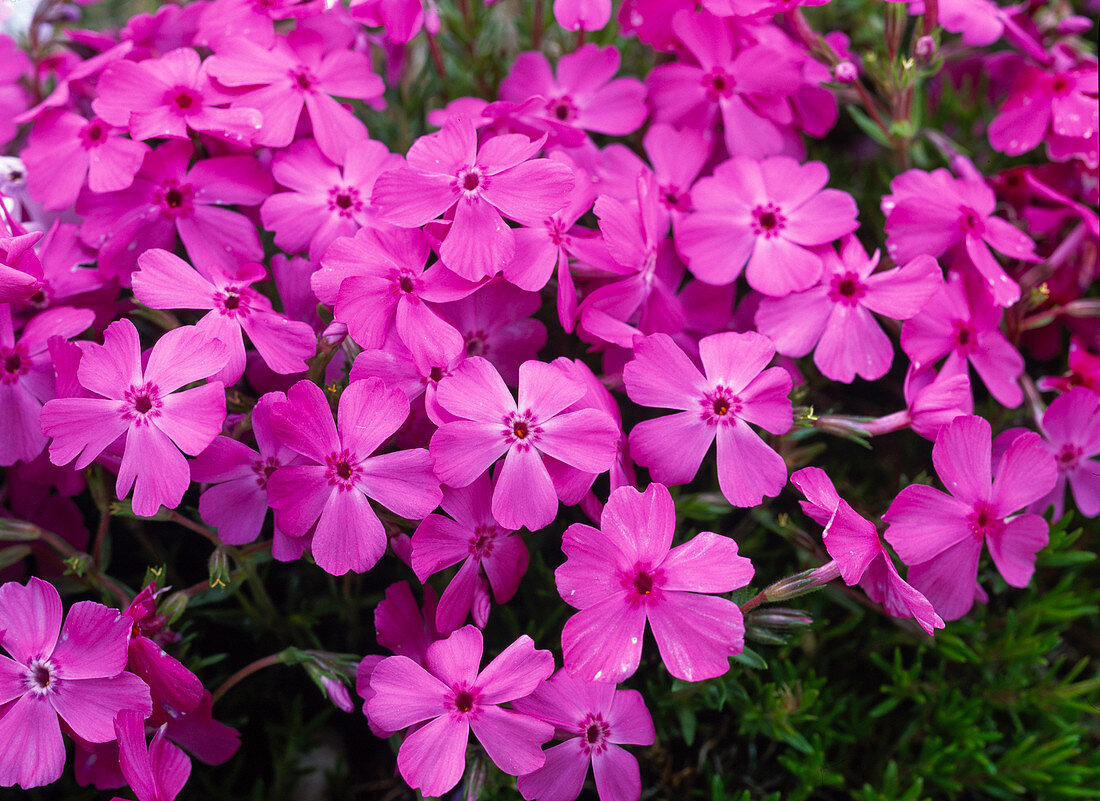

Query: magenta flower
[755,238,942,383]
[0,577,152,789]
[111,710,191,801]
[0,223,44,305]
[132,249,317,385]
[372,117,575,281]
[553,0,612,31]
[624,332,792,507]
[989,66,1099,160]
[40,319,229,517]
[411,473,528,634]
[266,378,442,576]
[645,9,804,158]
[77,140,272,280]
[791,467,944,635]
[677,156,859,296]
[514,670,655,801]
[205,28,384,162]
[321,226,466,373]
[350,0,441,44]
[1027,387,1100,518]
[367,625,555,797]
[499,44,647,141]
[557,482,754,682]
[191,393,299,545]
[0,36,29,148]
[900,270,1025,408]
[430,357,620,531]
[883,415,1058,620]
[261,137,401,263]
[21,110,148,210]
[883,168,1038,307]
[93,47,262,144]
[0,303,93,466]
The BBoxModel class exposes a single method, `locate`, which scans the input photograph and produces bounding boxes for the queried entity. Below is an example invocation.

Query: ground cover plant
[0,0,1098,799]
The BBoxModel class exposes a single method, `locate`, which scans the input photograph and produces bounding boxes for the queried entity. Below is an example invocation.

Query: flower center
[546,95,577,122]
[702,68,735,99]
[252,456,281,488]
[122,381,163,424]
[1050,74,1071,96]
[215,286,251,317]
[465,332,488,357]
[324,449,361,490]
[953,321,975,352]
[579,713,611,753]
[968,502,1003,539]
[167,87,201,114]
[469,524,498,558]
[328,186,362,217]
[1055,444,1081,471]
[700,386,741,426]
[957,205,984,235]
[25,658,58,696]
[503,410,542,450]
[157,181,194,217]
[660,184,691,212]
[1,345,28,384]
[457,168,486,196]
[291,68,316,92]
[828,271,867,306]
[621,562,664,605]
[449,685,480,717]
[79,119,108,149]
[751,203,786,238]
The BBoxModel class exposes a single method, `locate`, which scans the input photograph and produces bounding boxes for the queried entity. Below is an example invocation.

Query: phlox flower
[900,270,1025,408]
[21,110,148,211]
[161,691,240,766]
[883,415,1057,620]
[1038,337,1100,396]
[883,168,1038,307]
[266,378,442,576]
[349,0,440,44]
[22,222,111,313]
[0,577,152,789]
[0,221,43,304]
[367,625,555,798]
[859,364,971,441]
[412,473,528,634]
[190,393,300,545]
[791,468,944,635]
[556,482,754,682]
[111,710,190,801]
[755,238,942,383]
[372,117,575,281]
[677,155,859,296]
[319,226,466,373]
[206,28,384,163]
[499,44,647,142]
[429,357,620,531]
[624,332,792,507]
[93,47,262,144]
[0,303,93,465]
[988,65,1098,162]
[261,137,401,263]
[77,140,272,280]
[553,0,612,32]
[40,319,230,517]
[645,9,804,158]
[132,249,317,385]
[514,670,655,801]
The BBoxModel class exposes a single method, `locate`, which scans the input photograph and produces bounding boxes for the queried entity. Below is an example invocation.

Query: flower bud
[834,61,858,83]
[915,35,936,61]
[208,546,231,589]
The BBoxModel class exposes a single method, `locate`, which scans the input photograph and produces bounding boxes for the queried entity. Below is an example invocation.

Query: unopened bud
[748,608,814,630]
[763,566,826,602]
[158,591,189,625]
[834,61,858,83]
[1056,16,1093,35]
[915,35,936,61]
[0,545,31,570]
[0,517,40,541]
[208,547,231,589]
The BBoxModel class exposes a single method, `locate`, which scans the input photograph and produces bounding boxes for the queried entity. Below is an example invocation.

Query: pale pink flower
[557,482,754,682]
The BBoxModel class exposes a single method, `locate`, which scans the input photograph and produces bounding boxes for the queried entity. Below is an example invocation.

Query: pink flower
[77,140,272,280]
[411,473,528,634]
[261,137,400,263]
[499,45,647,141]
[556,482,754,682]
[429,357,620,531]
[989,66,1099,161]
[93,47,262,144]
[1038,337,1100,396]
[110,710,191,801]
[191,393,299,545]
[677,156,859,296]
[883,415,1057,620]
[514,670,655,801]
[21,110,148,210]
[0,35,29,148]
[624,332,792,507]
[372,117,575,281]
[1026,387,1100,518]
[266,378,442,576]
[755,238,942,382]
[40,319,230,517]
[645,10,804,158]
[0,222,44,305]
[132,249,317,385]
[205,28,384,162]
[553,0,612,31]
[0,577,152,789]
[883,168,1038,307]
[900,270,1025,408]
[367,626,555,797]
[350,0,440,44]
[791,467,944,635]
[0,303,94,466]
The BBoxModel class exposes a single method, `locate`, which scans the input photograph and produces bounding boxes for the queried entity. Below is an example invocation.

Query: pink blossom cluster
[0,0,1096,798]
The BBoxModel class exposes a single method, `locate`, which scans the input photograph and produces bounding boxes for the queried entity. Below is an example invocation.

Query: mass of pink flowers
[0,0,1096,798]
